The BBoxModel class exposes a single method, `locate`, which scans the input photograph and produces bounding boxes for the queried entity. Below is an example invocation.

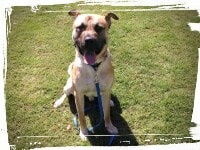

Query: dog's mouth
[83,38,98,65]
[75,38,106,65]
[83,51,96,65]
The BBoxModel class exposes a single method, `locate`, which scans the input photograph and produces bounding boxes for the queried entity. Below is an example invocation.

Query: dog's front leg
[74,92,88,140]
[102,92,118,134]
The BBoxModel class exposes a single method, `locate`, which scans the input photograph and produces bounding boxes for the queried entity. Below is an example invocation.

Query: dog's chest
[80,69,102,96]
[73,65,113,97]
[84,75,97,97]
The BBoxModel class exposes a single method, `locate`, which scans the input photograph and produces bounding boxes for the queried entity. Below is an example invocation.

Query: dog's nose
[85,37,96,45]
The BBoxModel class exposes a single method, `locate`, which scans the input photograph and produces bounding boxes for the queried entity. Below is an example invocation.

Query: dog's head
[69,10,118,65]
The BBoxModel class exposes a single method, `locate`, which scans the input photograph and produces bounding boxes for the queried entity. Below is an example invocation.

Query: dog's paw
[79,130,88,141]
[110,100,114,107]
[106,124,118,135]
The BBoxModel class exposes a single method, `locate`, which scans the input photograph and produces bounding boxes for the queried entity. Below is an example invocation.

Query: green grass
[6,2,200,148]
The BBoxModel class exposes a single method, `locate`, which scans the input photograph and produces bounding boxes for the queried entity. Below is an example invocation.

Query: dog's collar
[90,62,102,71]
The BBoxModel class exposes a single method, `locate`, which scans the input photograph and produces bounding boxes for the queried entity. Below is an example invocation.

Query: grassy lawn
[6,2,200,148]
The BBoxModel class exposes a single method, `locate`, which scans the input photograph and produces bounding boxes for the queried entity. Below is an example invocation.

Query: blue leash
[73,67,116,145]
[95,82,103,120]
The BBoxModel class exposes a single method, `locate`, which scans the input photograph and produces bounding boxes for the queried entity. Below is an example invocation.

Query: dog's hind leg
[54,77,73,108]
[63,77,73,95]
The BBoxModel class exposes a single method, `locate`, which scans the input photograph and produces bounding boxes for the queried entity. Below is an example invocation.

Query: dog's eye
[76,24,86,32]
[95,25,104,33]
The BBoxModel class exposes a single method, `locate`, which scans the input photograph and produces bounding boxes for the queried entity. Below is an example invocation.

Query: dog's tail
[53,94,67,108]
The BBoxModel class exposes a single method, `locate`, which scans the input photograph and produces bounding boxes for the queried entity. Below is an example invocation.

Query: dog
[54,10,119,140]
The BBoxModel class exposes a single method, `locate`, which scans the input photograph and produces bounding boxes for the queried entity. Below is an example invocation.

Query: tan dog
[54,10,119,140]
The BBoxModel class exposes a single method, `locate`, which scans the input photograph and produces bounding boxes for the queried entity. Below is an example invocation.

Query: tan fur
[54,10,119,140]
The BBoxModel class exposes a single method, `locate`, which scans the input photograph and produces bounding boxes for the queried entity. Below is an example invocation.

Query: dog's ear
[68,10,80,18]
[105,12,119,28]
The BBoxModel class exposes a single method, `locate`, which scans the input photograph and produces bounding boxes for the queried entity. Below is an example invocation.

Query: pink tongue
[84,53,96,65]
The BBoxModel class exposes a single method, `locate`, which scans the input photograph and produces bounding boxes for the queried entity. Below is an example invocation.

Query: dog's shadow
[68,94,138,146]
